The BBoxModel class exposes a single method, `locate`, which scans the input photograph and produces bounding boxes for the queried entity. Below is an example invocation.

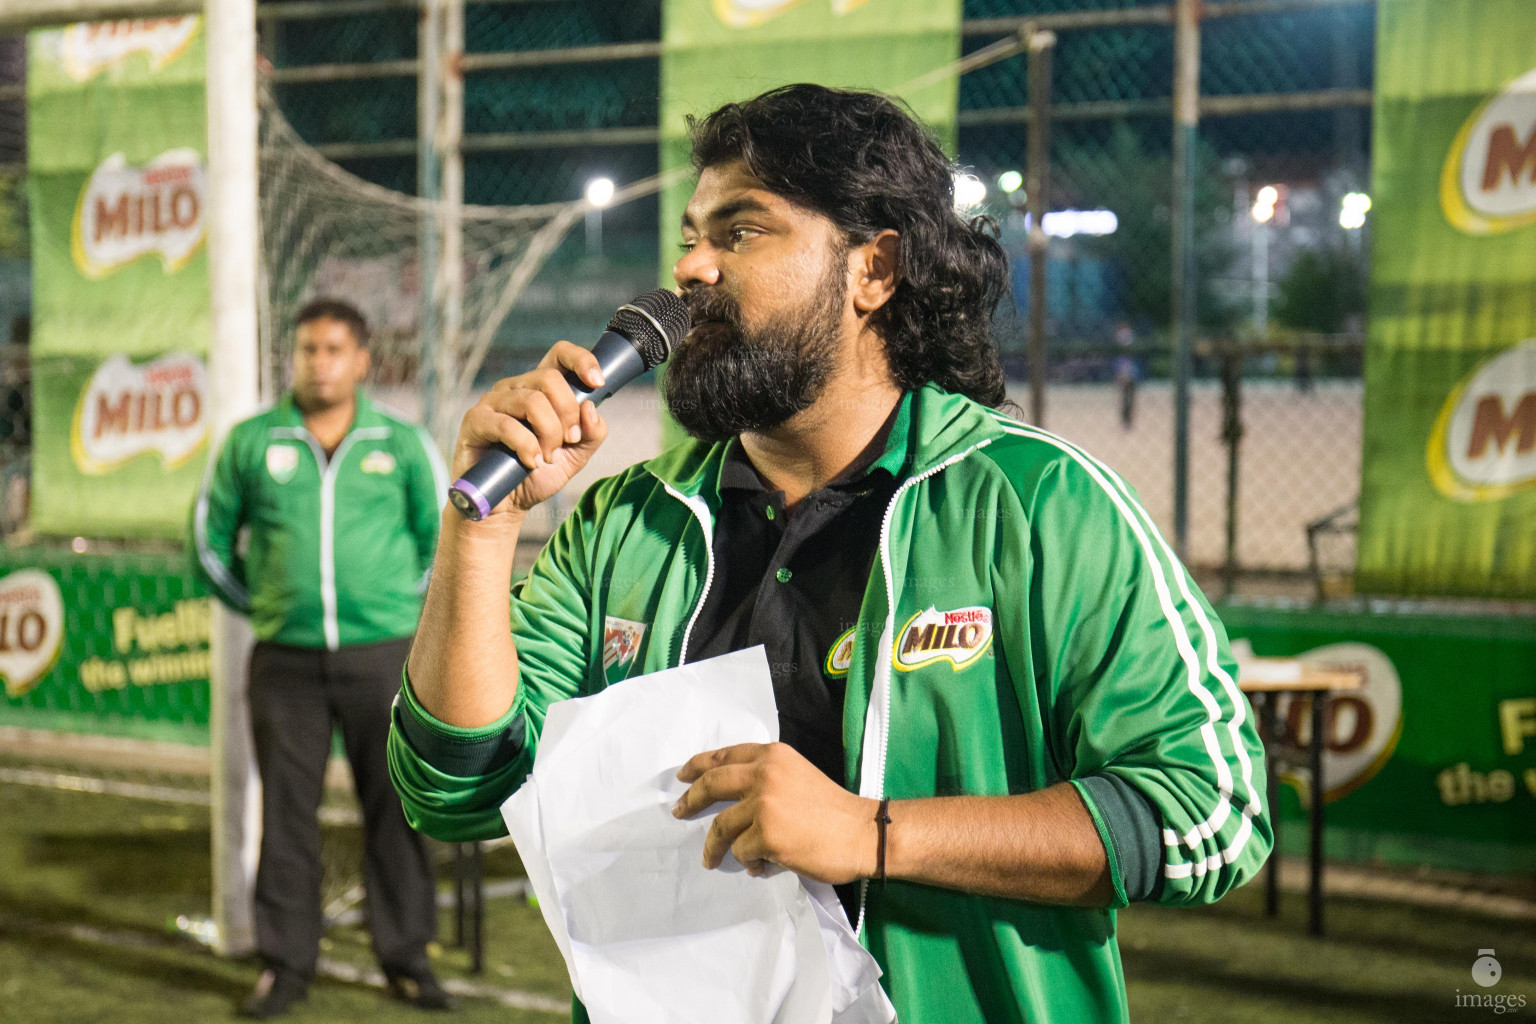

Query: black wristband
[875,798,892,885]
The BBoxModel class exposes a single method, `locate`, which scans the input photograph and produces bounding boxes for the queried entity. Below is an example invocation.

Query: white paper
[501,646,896,1024]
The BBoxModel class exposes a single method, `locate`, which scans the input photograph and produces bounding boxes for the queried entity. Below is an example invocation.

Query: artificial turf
[0,780,1529,1023]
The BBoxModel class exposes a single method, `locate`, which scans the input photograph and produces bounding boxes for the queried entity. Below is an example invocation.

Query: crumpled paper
[500,645,896,1024]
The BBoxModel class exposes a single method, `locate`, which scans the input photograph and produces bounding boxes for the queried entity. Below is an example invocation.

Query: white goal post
[203,0,263,957]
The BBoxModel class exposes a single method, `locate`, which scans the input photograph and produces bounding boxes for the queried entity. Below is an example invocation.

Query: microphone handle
[447,331,648,521]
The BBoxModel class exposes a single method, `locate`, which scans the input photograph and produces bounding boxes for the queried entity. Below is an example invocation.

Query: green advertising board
[26,17,211,540]
[1,538,1532,874]
[0,547,210,746]
[1357,0,1536,597]
[1221,603,1536,874]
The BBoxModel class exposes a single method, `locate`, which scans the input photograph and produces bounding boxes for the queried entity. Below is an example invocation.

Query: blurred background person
[1113,320,1139,430]
[191,298,452,1018]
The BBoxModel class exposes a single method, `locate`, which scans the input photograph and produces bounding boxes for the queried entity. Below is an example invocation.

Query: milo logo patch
[824,626,855,678]
[893,605,993,672]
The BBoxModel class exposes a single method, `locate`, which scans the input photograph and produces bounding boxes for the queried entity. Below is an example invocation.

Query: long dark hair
[688,83,1009,408]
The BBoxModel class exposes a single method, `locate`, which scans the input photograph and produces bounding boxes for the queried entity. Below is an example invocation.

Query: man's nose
[673,244,720,290]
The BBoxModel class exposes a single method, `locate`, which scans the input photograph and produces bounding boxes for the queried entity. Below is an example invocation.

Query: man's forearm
[406,508,524,728]
[884,784,1114,907]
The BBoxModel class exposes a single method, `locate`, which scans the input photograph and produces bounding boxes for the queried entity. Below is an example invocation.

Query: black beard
[664,267,844,444]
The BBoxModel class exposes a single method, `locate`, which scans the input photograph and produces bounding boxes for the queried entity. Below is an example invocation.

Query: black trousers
[248,638,435,979]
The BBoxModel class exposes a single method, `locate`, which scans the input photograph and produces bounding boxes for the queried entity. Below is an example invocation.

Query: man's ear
[355,345,372,382]
[851,230,900,316]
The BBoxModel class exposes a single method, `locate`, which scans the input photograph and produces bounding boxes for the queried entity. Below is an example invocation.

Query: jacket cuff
[393,667,526,778]
[1072,773,1166,904]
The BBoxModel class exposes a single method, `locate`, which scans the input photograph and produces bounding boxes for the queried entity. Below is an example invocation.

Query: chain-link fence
[0,0,1374,595]
[957,1,1372,594]
[0,0,1374,967]
[254,0,1373,591]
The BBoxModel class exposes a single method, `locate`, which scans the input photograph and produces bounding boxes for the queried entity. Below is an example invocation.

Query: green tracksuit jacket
[191,391,448,649]
[388,383,1271,1023]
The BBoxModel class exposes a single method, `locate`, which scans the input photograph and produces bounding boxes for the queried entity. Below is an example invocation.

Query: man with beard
[389,85,1270,1023]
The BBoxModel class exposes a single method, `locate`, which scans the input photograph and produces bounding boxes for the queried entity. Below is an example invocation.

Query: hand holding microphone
[447,289,689,521]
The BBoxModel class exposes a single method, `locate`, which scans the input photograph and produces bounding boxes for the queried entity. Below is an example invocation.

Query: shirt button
[765,505,775,521]
[775,567,792,583]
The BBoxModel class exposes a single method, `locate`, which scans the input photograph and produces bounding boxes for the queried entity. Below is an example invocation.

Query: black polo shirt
[397,386,1166,908]
[688,391,915,789]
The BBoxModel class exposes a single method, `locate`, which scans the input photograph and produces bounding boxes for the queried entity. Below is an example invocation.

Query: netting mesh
[0,3,1385,966]
[463,64,661,135]
[257,69,683,447]
[267,8,417,66]
[260,79,589,443]
[462,143,659,207]
[466,2,661,52]
[949,6,1370,587]
[0,1,1374,591]
[274,77,419,147]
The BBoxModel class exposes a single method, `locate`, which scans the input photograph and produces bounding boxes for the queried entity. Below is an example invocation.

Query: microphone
[448,288,690,521]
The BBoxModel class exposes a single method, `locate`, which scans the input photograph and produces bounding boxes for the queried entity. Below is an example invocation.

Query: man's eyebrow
[680,196,774,231]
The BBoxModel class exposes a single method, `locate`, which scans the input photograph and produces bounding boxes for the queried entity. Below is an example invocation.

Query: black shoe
[386,966,455,1011]
[239,969,309,1018]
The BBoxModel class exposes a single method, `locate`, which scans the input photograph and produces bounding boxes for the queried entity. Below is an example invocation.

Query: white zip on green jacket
[387,382,1272,1024]
[192,391,447,650]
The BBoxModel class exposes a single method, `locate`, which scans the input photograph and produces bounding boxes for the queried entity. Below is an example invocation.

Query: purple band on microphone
[450,478,492,520]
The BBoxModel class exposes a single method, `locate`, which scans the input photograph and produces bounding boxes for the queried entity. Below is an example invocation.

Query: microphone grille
[606,289,689,370]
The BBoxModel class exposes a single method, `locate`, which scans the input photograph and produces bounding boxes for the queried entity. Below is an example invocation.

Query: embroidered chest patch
[361,450,396,475]
[893,605,994,672]
[824,626,856,678]
[602,616,648,681]
[266,444,299,483]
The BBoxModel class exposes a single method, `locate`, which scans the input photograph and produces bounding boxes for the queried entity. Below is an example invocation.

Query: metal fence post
[1026,27,1055,427]
[1170,0,1202,562]
[1219,342,1243,598]
[417,0,441,434]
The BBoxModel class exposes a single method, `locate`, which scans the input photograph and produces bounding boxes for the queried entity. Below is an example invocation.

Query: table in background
[1238,658,1365,937]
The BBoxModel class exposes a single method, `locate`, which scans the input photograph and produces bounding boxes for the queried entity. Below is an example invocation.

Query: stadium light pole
[1251,185,1278,338]
[585,175,615,256]
[205,0,262,957]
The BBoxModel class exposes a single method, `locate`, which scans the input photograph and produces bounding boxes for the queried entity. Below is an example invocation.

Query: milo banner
[0,548,211,746]
[1222,605,1536,874]
[1357,0,1536,596]
[659,0,961,246]
[26,17,211,539]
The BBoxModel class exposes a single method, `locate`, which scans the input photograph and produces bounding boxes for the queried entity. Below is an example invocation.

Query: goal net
[257,76,680,448]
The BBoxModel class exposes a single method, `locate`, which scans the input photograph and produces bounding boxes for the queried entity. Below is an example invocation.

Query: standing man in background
[192,299,453,1018]
[1114,320,1139,429]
